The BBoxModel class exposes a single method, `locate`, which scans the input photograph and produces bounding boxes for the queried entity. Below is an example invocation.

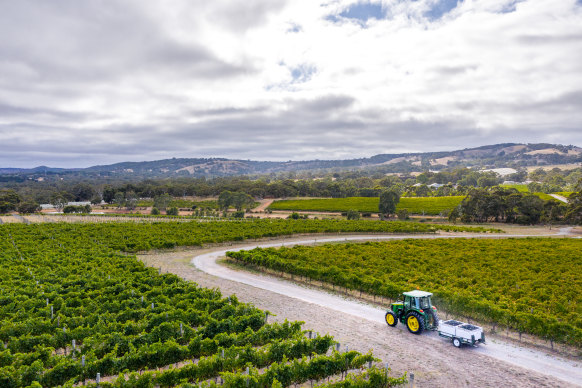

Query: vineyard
[227,238,582,347]
[268,197,465,215]
[15,219,497,252]
[0,218,498,387]
[0,221,419,387]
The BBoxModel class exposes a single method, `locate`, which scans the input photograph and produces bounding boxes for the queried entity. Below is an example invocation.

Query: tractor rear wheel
[426,309,439,329]
[385,311,397,327]
[405,311,425,334]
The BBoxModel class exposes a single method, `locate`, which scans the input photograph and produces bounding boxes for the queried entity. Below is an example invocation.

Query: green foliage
[228,238,582,347]
[17,202,39,215]
[316,367,407,387]
[269,197,465,215]
[150,207,160,215]
[153,193,171,211]
[379,190,399,217]
[459,188,549,224]
[0,222,402,387]
[218,191,254,211]
[346,210,360,220]
[63,205,92,214]
[166,207,179,216]
[565,190,582,224]
[396,209,408,221]
[0,190,20,213]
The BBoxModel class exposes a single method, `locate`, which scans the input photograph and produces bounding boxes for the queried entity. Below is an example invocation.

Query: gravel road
[139,232,581,387]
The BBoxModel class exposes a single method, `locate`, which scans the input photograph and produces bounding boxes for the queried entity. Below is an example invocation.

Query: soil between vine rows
[138,232,582,388]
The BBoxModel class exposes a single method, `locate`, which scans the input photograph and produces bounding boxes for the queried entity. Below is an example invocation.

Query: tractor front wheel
[405,312,425,334]
[385,311,398,327]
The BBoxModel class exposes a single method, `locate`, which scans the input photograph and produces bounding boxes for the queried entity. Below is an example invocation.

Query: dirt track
[139,231,582,388]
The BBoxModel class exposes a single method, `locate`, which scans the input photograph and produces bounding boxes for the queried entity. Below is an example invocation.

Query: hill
[1,143,581,180]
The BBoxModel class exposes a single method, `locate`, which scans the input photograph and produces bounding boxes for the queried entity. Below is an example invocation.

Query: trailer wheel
[452,337,462,348]
[385,311,397,327]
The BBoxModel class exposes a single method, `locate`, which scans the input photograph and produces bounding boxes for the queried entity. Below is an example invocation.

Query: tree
[218,191,233,211]
[565,180,582,224]
[166,207,179,216]
[18,201,40,214]
[379,190,400,218]
[541,200,565,228]
[114,192,125,209]
[63,205,91,214]
[516,194,544,224]
[231,192,254,211]
[448,207,460,223]
[0,202,13,214]
[102,185,116,204]
[0,189,20,212]
[71,183,96,201]
[414,184,431,197]
[527,182,542,193]
[477,174,498,188]
[125,191,138,210]
[153,193,171,211]
[151,207,160,215]
[90,195,102,205]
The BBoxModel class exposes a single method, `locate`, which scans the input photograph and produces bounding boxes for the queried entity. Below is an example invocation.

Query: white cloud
[0,0,581,167]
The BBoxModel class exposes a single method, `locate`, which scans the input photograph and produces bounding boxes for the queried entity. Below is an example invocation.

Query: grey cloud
[521,90,582,112]
[188,106,269,118]
[516,33,582,44]
[289,95,356,115]
[1,1,581,168]
[208,0,288,32]
[432,64,479,76]
[1,105,582,167]
[0,102,100,122]
[0,1,251,87]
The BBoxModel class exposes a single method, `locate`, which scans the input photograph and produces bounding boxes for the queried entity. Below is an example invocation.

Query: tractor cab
[404,292,432,311]
[385,290,439,334]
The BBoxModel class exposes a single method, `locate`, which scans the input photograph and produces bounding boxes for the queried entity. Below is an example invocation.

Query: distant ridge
[1,143,581,179]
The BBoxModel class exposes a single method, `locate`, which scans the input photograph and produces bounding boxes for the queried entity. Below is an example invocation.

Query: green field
[0,220,424,387]
[500,185,568,201]
[500,184,529,192]
[228,238,582,347]
[269,196,465,215]
[555,192,574,199]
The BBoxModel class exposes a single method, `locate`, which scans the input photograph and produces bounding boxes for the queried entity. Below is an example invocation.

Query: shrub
[346,210,360,220]
[397,209,409,220]
[166,207,179,216]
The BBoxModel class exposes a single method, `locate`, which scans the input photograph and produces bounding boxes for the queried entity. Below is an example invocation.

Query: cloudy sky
[1,0,581,168]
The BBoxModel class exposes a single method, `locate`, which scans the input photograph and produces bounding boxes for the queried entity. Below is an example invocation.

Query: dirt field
[138,231,582,388]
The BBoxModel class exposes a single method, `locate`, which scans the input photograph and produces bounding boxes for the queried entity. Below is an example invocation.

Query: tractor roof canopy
[403,290,432,298]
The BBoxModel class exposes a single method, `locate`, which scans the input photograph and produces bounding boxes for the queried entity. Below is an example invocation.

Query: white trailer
[438,319,486,347]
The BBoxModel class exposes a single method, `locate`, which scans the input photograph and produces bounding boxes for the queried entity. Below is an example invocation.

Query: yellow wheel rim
[386,314,394,325]
[408,316,419,331]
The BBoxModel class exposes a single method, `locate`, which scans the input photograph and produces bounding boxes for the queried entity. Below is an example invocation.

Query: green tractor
[385,290,439,334]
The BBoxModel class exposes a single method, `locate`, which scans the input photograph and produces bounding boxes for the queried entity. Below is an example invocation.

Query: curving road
[192,233,582,387]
